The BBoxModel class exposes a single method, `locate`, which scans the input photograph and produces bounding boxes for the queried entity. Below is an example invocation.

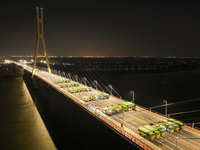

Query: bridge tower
[32,7,51,78]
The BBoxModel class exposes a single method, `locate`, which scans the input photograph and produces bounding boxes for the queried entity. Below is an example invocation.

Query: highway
[17,62,200,150]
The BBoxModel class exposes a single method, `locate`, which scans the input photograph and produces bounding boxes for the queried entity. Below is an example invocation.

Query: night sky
[1,0,200,57]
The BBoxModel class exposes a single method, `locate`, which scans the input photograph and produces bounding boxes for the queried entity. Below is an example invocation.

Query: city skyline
[0,0,200,57]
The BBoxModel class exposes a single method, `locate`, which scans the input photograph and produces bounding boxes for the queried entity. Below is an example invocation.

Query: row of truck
[54,79,71,83]
[60,82,79,88]
[138,119,185,140]
[102,102,136,115]
[68,87,92,93]
[82,93,110,102]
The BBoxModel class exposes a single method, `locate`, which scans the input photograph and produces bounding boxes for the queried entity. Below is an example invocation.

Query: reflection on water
[0,78,56,150]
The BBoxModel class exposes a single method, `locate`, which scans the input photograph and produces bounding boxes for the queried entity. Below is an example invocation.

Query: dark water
[0,78,56,150]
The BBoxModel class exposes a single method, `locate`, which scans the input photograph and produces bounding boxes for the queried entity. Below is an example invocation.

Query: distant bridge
[11,61,200,150]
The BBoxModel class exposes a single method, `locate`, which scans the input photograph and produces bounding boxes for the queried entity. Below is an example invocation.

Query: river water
[0,78,56,150]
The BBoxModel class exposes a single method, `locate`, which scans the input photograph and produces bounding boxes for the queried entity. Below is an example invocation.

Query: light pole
[74,75,78,82]
[94,80,98,90]
[109,84,112,95]
[164,100,167,118]
[83,77,87,85]
[131,90,134,103]
[68,73,71,80]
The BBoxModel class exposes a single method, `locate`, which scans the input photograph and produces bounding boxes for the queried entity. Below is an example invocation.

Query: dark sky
[0,0,200,57]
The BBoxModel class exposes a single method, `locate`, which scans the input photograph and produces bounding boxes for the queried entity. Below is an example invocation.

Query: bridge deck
[18,63,200,150]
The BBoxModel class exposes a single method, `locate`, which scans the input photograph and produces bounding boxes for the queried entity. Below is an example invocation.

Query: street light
[68,73,71,80]
[131,90,134,103]
[74,75,78,82]
[94,80,98,90]
[83,77,87,85]
[163,100,167,118]
[109,84,112,95]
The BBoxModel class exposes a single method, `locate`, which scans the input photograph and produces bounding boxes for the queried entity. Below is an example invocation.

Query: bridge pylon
[32,7,51,78]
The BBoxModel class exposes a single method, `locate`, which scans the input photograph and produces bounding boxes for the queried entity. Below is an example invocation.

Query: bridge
[12,61,200,150]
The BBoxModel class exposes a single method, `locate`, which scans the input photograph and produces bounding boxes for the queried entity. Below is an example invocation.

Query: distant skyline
[0,0,200,57]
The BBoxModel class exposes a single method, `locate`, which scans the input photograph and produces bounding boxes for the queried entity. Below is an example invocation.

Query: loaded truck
[149,124,166,136]
[102,107,112,115]
[157,122,174,133]
[162,120,179,131]
[168,119,184,130]
[101,93,110,99]
[82,96,89,102]
[138,126,155,141]
[144,125,161,139]
[121,102,136,110]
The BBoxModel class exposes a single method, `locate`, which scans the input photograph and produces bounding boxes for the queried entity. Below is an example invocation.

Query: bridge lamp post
[94,80,98,90]
[74,75,78,82]
[131,90,134,103]
[83,77,87,85]
[163,100,167,118]
[109,84,112,95]
[68,73,71,80]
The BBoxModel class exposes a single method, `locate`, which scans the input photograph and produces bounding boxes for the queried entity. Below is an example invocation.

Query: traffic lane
[112,113,177,150]
[130,109,200,149]
[173,130,200,148]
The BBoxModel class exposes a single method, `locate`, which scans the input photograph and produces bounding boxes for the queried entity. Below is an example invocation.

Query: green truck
[54,79,70,83]
[157,122,174,133]
[102,107,112,115]
[82,96,89,102]
[121,102,136,110]
[168,119,184,130]
[162,120,179,131]
[138,126,155,141]
[149,124,166,136]
[101,93,110,99]
[144,125,161,139]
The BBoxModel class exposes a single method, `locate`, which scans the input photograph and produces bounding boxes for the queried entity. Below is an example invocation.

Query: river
[0,78,56,150]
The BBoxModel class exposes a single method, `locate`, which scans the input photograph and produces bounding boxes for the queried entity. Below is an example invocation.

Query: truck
[81,87,92,92]
[144,125,161,139]
[157,122,174,133]
[114,106,122,112]
[102,107,112,115]
[82,96,89,102]
[149,123,166,136]
[68,88,78,93]
[121,102,136,110]
[93,94,101,100]
[138,126,155,141]
[162,120,179,131]
[117,104,128,111]
[101,93,110,99]
[168,119,184,130]
[109,106,116,113]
